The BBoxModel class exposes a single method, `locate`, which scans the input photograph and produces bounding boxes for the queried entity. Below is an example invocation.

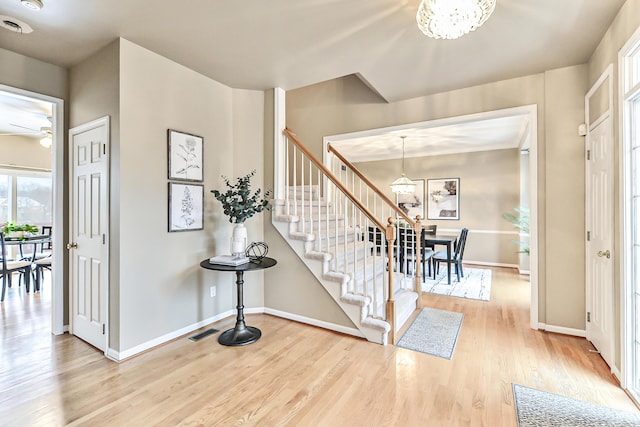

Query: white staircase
[271,129,423,345]
[272,194,418,345]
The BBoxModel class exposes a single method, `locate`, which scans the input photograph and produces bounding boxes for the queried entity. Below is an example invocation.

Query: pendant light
[390,136,416,194]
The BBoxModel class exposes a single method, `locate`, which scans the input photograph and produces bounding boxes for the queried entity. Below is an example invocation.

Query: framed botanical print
[427,178,460,220]
[168,182,204,232]
[168,129,203,182]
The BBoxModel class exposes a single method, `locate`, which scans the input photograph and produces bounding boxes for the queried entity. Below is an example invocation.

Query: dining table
[3,234,52,292]
[423,233,458,285]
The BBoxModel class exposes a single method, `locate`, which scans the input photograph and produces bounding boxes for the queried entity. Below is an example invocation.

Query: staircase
[271,129,423,345]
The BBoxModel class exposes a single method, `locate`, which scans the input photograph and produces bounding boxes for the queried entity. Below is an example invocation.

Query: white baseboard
[264,307,365,338]
[105,306,363,362]
[463,260,519,269]
[611,366,622,383]
[538,323,586,337]
[518,269,531,275]
[109,309,237,362]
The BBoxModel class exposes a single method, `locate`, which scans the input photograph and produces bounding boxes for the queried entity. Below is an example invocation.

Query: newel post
[414,216,422,309]
[385,217,397,344]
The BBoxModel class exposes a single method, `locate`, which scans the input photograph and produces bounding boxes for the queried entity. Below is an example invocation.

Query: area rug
[421,267,492,301]
[396,307,463,360]
[512,384,640,427]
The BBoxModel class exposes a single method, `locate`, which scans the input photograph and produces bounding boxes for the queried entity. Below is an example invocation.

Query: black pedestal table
[199,257,277,346]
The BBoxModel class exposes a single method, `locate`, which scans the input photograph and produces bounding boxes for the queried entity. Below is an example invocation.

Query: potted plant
[2,221,40,240]
[502,207,530,255]
[211,170,271,256]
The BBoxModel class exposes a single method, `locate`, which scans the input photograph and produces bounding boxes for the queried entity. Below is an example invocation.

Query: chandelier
[390,136,416,194]
[416,0,496,40]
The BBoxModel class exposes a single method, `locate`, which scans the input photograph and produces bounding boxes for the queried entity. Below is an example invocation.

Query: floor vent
[189,328,219,342]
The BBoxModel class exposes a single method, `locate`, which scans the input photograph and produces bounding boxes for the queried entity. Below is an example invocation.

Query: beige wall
[355,148,521,266]
[543,65,588,330]
[587,0,640,371]
[70,39,122,348]
[280,65,590,332]
[0,135,52,170]
[0,48,67,100]
[69,39,267,353]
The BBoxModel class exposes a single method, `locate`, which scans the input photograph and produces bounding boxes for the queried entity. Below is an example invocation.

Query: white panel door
[585,98,614,368]
[70,117,109,351]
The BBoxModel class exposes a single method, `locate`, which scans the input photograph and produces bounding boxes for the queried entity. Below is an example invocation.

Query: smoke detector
[21,0,43,11]
[0,15,33,33]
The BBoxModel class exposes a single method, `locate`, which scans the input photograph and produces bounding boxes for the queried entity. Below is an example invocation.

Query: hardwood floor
[1,267,637,426]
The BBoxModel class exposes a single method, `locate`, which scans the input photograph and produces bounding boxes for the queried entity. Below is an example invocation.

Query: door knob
[66,242,78,250]
[597,250,610,259]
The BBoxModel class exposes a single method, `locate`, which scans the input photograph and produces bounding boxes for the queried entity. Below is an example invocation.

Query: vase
[231,223,247,258]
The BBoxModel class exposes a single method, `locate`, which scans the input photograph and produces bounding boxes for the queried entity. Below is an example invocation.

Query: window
[0,169,52,229]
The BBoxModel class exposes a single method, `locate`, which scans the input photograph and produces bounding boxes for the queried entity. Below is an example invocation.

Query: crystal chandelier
[416,0,496,40]
[390,136,416,194]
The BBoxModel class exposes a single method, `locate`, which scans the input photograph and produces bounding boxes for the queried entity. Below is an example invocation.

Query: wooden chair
[34,225,52,260]
[399,227,434,282]
[423,224,437,251]
[433,228,469,282]
[33,256,52,292]
[1,232,32,302]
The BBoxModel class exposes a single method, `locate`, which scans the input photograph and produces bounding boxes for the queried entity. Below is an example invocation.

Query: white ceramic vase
[231,223,247,257]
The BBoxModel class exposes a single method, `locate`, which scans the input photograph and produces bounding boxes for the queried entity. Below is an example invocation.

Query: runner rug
[512,383,640,426]
[396,307,463,360]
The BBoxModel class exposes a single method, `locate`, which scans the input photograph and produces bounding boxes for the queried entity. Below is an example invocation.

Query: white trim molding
[538,323,586,338]
[105,307,364,362]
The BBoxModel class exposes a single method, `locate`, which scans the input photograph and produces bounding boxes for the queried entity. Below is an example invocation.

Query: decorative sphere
[245,241,268,261]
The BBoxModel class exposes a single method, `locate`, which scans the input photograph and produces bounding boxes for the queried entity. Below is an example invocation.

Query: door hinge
[587,150,591,160]
[587,312,591,322]
[102,234,106,244]
[587,231,591,241]
[103,144,106,155]
[102,324,106,334]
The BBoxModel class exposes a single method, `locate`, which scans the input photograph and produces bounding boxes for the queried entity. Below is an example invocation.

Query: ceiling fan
[1,123,53,147]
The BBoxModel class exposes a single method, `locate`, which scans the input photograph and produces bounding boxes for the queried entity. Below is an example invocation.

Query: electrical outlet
[210,286,216,298]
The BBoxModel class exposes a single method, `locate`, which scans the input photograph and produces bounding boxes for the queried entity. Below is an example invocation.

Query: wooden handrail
[327,143,416,227]
[328,142,423,309]
[284,128,386,232]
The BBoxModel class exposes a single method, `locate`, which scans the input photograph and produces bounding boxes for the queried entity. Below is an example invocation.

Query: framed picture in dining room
[168,182,204,232]
[396,179,425,221]
[427,178,460,220]
[168,129,203,182]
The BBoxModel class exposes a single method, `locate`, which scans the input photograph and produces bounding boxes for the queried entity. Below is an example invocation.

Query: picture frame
[396,179,425,221]
[168,182,204,232]
[427,178,460,220]
[168,129,203,182]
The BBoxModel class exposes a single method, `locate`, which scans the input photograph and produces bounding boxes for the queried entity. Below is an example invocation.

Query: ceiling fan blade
[9,123,40,132]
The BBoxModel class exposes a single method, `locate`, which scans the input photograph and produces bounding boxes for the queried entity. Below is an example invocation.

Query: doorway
[0,84,64,334]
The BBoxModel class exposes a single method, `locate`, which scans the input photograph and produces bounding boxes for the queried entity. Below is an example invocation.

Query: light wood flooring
[1,267,638,426]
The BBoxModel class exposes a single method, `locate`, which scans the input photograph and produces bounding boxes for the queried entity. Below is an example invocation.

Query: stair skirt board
[272,195,420,345]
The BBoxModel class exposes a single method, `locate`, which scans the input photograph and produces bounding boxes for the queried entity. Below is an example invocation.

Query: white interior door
[69,117,109,352]
[585,67,614,369]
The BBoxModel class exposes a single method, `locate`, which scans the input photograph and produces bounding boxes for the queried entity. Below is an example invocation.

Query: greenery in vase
[502,206,530,255]
[2,221,40,239]
[211,170,272,224]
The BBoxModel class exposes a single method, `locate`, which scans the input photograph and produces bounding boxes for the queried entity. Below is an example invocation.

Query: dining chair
[367,226,385,255]
[1,232,32,302]
[398,227,434,282]
[423,224,437,251]
[34,225,53,260]
[433,228,469,282]
[33,256,52,292]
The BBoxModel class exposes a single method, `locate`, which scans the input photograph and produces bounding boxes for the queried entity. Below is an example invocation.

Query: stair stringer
[271,214,392,344]
[271,198,423,345]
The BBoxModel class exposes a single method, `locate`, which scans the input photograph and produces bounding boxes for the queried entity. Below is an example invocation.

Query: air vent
[0,15,33,34]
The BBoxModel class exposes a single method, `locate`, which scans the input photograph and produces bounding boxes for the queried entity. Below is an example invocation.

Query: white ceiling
[0,90,52,138]
[0,0,626,152]
[329,114,530,163]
